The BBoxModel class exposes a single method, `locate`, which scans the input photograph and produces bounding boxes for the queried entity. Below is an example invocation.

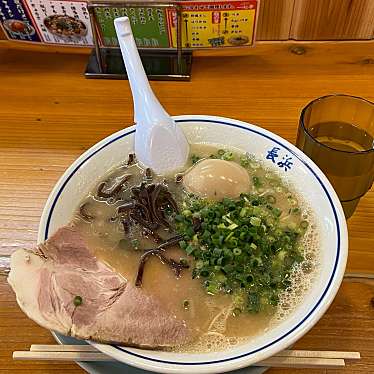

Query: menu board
[94,6,169,48]
[168,0,258,48]
[0,0,40,41]
[24,0,92,45]
[0,0,259,48]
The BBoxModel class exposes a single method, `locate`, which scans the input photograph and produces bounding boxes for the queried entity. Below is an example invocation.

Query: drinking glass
[296,94,374,219]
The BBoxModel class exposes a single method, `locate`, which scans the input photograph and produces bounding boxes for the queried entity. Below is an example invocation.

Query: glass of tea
[296,94,374,219]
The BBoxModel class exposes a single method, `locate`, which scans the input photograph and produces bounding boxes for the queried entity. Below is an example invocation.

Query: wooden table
[0,40,373,373]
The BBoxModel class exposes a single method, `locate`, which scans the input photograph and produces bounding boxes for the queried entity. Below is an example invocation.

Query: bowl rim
[39,115,348,374]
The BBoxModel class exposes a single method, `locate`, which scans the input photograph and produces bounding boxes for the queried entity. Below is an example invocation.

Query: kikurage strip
[142,227,163,244]
[97,174,131,199]
[121,219,130,233]
[130,211,159,231]
[117,201,136,213]
[145,168,153,180]
[79,203,94,222]
[135,235,186,287]
[127,153,135,166]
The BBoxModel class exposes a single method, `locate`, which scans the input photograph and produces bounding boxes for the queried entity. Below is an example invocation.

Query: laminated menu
[24,0,93,45]
[0,0,40,41]
[168,0,258,48]
[0,0,258,48]
[94,5,170,48]
[0,0,93,44]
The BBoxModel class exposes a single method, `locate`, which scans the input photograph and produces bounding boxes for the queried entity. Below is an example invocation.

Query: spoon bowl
[114,17,189,174]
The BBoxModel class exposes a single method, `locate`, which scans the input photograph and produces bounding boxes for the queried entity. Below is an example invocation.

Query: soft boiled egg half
[183,158,251,201]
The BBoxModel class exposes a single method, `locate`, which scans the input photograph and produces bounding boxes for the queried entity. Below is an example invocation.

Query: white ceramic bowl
[38,115,348,374]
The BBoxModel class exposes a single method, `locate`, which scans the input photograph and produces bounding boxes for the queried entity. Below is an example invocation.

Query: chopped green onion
[215,149,234,161]
[227,237,238,247]
[131,239,140,250]
[300,220,309,229]
[176,184,308,314]
[240,155,250,167]
[191,154,200,164]
[182,209,192,217]
[195,259,204,269]
[216,272,227,282]
[233,248,242,256]
[277,250,287,262]
[73,295,82,307]
[222,215,234,224]
[222,151,234,161]
[273,208,282,217]
[205,281,219,295]
[250,243,257,250]
[252,176,262,188]
[185,244,195,255]
[251,257,262,267]
[179,240,187,249]
[240,207,250,217]
[225,231,235,242]
[200,269,210,277]
[250,216,261,226]
[175,214,184,222]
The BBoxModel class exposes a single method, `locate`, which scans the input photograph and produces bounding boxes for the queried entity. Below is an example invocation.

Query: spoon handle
[113,17,169,125]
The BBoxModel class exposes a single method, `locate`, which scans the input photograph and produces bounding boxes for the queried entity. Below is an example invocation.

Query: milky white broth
[71,144,318,352]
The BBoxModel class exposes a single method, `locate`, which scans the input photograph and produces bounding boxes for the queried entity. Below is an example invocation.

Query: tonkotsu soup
[72,145,319,352]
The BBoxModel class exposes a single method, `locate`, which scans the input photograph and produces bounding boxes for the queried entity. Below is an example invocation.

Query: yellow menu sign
[168,0,258,48]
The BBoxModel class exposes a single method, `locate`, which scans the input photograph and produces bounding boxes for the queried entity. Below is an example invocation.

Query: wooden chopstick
[257,357,345,368]
[14,351,113,362]
[30,344,99,352]
[274,349,360,360]
[13,351,346,368]
[29,344,361,360]
[12,345,360,369]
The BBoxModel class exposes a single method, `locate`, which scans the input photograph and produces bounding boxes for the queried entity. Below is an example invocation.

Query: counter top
[0,40,373,373]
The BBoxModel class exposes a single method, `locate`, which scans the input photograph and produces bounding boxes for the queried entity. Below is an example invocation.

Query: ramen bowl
[38,115,348,373]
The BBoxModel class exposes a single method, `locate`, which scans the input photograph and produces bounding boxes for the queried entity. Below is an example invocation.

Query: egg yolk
[183,159,251,201]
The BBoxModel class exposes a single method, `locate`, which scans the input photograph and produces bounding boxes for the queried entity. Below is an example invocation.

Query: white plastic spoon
[114,17,190,175]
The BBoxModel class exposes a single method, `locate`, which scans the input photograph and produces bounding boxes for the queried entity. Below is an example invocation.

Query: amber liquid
[298,121,374,218]
[309,121,373,153]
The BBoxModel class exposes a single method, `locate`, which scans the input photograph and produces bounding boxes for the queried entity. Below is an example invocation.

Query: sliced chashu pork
[7,226,190,348]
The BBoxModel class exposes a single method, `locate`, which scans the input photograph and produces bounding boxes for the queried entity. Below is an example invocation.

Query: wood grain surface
[290,0,374,40]
[0,41,373,373]
[256,0,295,40]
